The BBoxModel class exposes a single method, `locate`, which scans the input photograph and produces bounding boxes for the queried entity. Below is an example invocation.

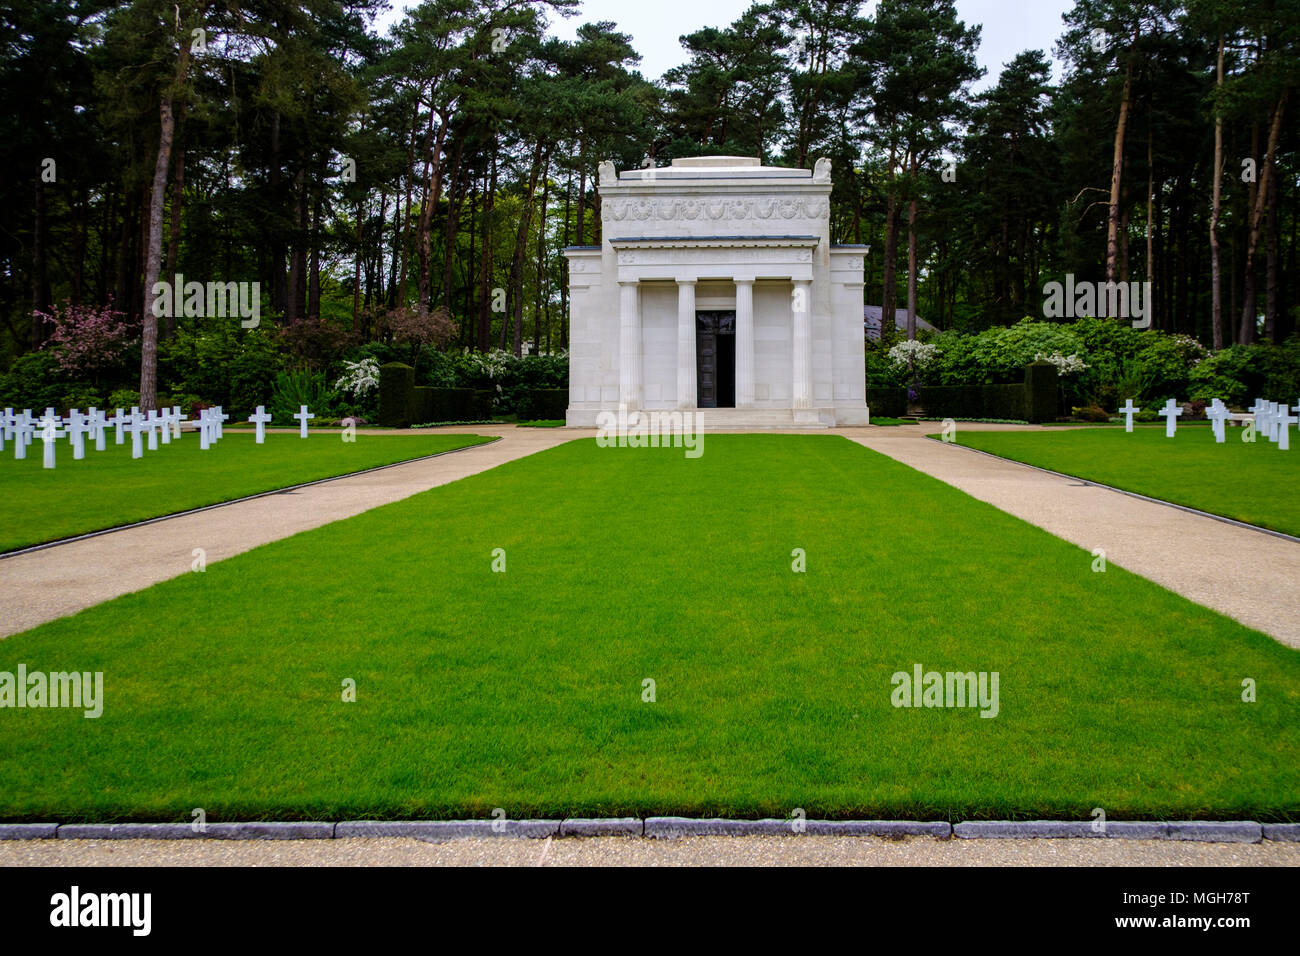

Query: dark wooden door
[696,311,735,408]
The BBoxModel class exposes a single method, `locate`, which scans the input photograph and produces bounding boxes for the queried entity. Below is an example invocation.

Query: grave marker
[1206,399,1229,443]
[37,408,63,469]
[1119,398,1139,433]
[1157,398,1183,438]
[249,406,272,444]
[293,405,315,438]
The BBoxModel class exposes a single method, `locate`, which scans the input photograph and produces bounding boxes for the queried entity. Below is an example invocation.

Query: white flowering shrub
[334,357,381,397]
[887,339,939,370]
[1034,351,1089,376]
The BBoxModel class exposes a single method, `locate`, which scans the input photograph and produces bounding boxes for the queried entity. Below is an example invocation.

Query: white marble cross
[293,405,314,438]
[37,408,63,469]
[157,407,172,445]
[198,409,212,450]
[249,405,272,444]
[87,408,108,451]
[170,406,185,439]
[128,410,146,459]
[1206,399,1229,444]
[1119,398,1139,433]
[1268,402,1283,442]
[1158,399,1183,438]
[1249,398,1268,438]
[0,407,11,452]
[1279,404,1297,451]
[109,408,128,445]
[213,406,228,440]
[65,409,89,460]
[144,409,162,450]
[12,410,33,460]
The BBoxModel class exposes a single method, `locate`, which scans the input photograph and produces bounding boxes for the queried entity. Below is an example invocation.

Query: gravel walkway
[0,426,588,638]
[2,835,1296,867]
[838,424,1300,648]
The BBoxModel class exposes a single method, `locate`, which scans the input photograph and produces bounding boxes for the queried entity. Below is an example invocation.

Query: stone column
[734,278,755,408]
[619,279,642,409]
[791,279,813,409]
[676,278,697,408]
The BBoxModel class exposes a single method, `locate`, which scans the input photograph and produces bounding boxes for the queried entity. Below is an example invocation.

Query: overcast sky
[373,0,1078,90]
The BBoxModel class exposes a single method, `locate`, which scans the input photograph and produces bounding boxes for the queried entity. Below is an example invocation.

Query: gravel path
[0,426,589,638]
[839,424,1300,648]
[2,836,1296,867]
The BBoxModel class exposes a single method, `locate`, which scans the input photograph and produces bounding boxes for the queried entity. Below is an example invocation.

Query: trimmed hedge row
[865,387,908,418]
[865,362,1058,423]
[381,362,565,425]
[380,362,491,426]
[379,363,415,427]
[413,386,492,424]
[516,388,568,421]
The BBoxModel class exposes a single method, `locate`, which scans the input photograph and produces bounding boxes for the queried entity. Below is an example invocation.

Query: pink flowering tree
[34,299,137,381]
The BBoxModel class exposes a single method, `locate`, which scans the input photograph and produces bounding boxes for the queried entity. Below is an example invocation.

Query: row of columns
[619,277,812,411]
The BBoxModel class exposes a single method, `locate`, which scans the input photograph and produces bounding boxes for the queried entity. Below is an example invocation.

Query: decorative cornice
[606,196,830,223]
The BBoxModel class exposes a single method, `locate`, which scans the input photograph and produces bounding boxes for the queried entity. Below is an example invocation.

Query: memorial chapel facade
[563,156,869,427]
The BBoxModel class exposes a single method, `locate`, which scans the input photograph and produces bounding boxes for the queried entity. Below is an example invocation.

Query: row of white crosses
[1119,396,1299,447]
[1,402,317,468]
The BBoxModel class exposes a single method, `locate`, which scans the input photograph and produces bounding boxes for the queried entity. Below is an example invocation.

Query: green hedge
[515,388,568,421]
[918,385,986,419]
[1024,360,1059,424]
[981,383,1027,421]
[864,387,908,418]
[379,362,415,427]
[412,386,489,424]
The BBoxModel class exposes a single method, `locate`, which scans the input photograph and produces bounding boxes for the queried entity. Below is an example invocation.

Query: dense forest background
[2,0,1298,414]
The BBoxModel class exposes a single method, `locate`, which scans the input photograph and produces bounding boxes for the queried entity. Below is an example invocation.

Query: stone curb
[0,824,58,840]
[0,819,1286,842]
[56,822,336,840]
[644,818,952,839]
[559,818,643,837]
[1261,823,1300,842]
[336,820,561,840]
[953,821,1263,843]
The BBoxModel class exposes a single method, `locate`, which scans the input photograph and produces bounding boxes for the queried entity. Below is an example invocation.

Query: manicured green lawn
[951,426,1300,537]
[0,431,493,552]
[2,434,1297,822]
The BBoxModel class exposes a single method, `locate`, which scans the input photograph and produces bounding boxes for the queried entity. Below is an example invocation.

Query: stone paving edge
[0,819,1284,842]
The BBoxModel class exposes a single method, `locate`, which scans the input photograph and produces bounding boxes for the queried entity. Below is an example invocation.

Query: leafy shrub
[269,369,333,425]
[107,388,140,410]
[1071,405,1111,422]
[0,350,66,410]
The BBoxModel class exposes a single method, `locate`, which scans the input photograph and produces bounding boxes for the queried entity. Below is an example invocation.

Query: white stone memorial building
[563,156,868,427]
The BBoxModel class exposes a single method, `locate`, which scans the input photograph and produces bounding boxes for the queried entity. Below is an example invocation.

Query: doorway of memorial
[695,311,736,408]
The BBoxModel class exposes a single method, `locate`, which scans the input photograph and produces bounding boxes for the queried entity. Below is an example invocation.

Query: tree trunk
[1238,91,1287,345]
[534,156,550,355]
[906,152,918,340]
[508,141,545,357]
[31,176,50,347]
[1265,158,1279,342]
[140,29,194,413]
[880,145,899,338]
[417,110,448,316]
[477,149,497,352]
[1209,34,1225,348]
[1106,57,1134,284]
